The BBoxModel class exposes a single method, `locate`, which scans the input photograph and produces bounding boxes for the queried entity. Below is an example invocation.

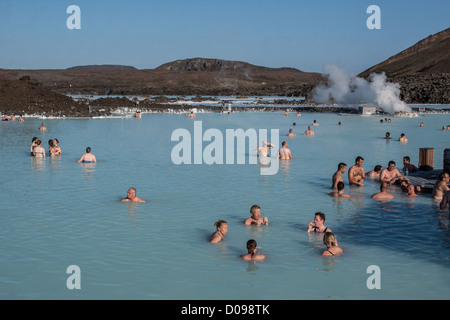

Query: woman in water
[77,147,97,163]
[32,139,45,158]
[30,137,38,155]
[240,239,265,261]
[307,212,332,233]
[52,138,62,155]
[209,220,228,243]
[321,232,343,257]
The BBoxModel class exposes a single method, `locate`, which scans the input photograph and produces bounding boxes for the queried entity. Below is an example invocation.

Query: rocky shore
[0,77,449,118]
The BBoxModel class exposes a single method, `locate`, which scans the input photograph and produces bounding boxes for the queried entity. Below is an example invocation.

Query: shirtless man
[277,141,293,160]
[332,163,347,190]
[328,181,350,198]
[399,133,408,143]
[244,205,268,226]
[432,172,450,200]
[287,129,296,137]
[440,190,450,213]
[121,187,146,203]
[366,165,382,179]
[39,122,47,131]
[348,156,365,186]
[371,182,394,200]
[406,183,419,197]
[255,141,275,157]
[189,112,196,119]
[380,161,403,185]
[304,126,314,136]
[32,139,45,158]
[77,147,97,163]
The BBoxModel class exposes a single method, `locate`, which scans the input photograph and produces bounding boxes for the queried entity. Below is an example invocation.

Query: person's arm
[77,155,84,163]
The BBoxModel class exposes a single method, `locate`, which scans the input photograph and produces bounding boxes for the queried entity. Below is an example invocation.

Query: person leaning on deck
[402,156,418,173]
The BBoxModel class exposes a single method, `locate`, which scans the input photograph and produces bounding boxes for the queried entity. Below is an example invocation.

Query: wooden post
[419,148,434,170]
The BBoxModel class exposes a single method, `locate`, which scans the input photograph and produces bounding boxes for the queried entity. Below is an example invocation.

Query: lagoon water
[1,107,449,299]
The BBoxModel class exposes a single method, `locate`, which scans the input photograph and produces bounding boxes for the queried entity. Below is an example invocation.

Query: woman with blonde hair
[321,232,343,257]
[240,239,265,261]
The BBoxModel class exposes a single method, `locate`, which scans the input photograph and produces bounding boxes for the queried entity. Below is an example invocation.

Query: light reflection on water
[0,110,449,299]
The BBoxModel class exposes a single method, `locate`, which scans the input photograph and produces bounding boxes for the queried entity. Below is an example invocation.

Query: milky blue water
[1,107,449,299]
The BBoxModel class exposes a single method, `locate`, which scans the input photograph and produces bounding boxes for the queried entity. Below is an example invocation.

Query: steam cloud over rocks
[313,65,412,114]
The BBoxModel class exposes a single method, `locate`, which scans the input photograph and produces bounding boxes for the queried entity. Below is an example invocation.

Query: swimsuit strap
[327,250,335,256]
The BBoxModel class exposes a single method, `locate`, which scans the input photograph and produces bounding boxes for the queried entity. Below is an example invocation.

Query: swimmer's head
[246,239,257,255]
[86,147,91,153]
[337,181,345,191]
[314,212,325,223]
[323,232,337,247]
[250,205,261,218]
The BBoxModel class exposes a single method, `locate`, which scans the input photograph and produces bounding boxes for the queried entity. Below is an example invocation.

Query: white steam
[313,65,411,114]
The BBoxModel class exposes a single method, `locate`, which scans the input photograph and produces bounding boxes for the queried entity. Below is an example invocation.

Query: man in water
[328,181,350,198]
[366,165,382,179]
[77,147,97,163]
[255,141,275,158]
[332,162,347,190]
[348,156,365,186]
[402,156,418,173]
[121,187,146,203]
[406,183,419,197]
[304,126,314,136]
[244,205,269,226]
[380,161,403,185]
[287,129,296,137]
[384,132,391,139]
[39,122,47,131]
[399,133,408,143]
[432,172,450,200]
[371,182,394,200]
[277,141,293,160]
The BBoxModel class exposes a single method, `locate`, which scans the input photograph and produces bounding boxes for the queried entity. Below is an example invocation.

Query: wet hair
[323,232,337,247]
[86,147,91,153]
[314,212,325,222]
[439,172,449,181]
[355,156,364,163]
[32,137,38,142]
[48,139,54,147]
[403,156,411,162]
[380,182,388,191]
[338,162,346,170]
[36,139,41,146]
[388,160,396,166]
[214,220,227,229]
[374,165,382,172]
[246,239,257,257]
[337,181,345,191]
[250,204,261,214]
[282,141,287,147]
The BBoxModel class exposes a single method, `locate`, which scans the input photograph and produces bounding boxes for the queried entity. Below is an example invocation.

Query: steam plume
[313,65,411,114]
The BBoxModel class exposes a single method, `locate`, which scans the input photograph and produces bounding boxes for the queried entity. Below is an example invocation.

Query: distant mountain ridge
[66,65,137,71]
[155,57,301,73]
[359,27,450,77]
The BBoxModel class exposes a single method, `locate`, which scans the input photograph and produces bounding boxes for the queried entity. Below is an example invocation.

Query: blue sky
[0,0,448,75]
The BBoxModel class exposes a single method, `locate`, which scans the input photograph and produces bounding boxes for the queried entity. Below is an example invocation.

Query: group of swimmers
[208,205,342,260]
[2,113,24,121]
[30,123,96,163]
[331,155,450,203]
[30,137,62,158]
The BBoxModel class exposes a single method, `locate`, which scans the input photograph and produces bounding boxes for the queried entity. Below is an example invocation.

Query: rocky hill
[358,28,450,104]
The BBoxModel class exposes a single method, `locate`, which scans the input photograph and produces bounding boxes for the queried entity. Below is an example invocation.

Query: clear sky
[0,0,448,75]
